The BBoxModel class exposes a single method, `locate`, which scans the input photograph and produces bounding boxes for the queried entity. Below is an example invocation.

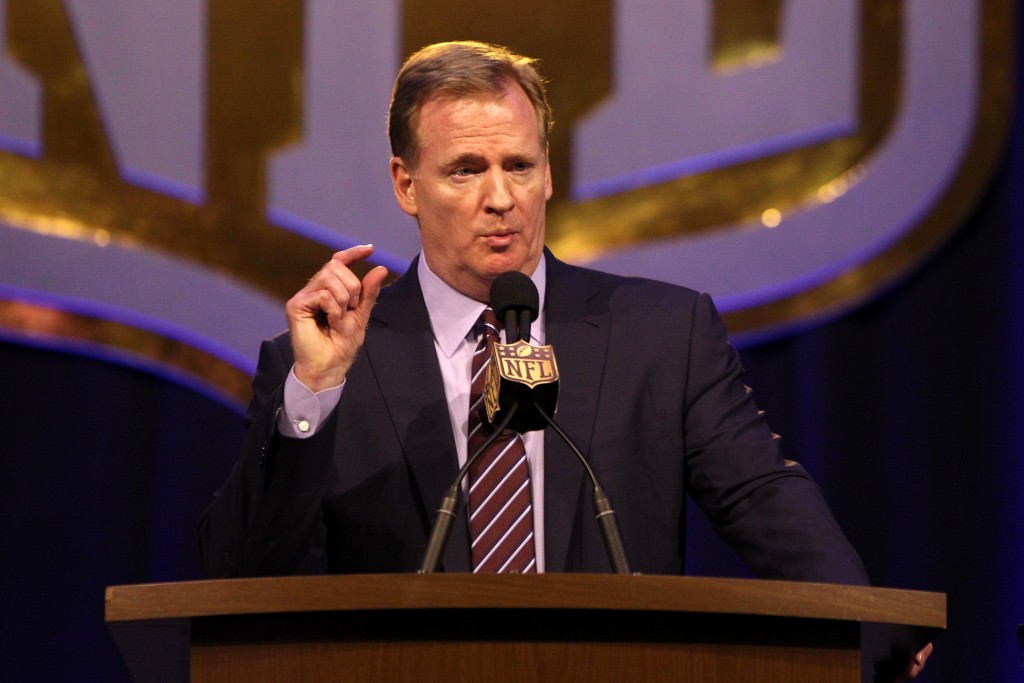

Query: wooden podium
[105,574,944,683]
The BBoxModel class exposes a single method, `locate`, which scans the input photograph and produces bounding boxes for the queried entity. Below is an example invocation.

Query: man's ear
[390,156,417,217]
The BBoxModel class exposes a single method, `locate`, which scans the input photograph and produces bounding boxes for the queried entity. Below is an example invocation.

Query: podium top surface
[105,573,945,629]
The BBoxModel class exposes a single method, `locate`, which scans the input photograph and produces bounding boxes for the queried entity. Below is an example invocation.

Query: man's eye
[510,162,532,173]
[452,167,475,177]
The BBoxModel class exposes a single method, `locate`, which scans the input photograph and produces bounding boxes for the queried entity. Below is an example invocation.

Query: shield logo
[485,340,560,429]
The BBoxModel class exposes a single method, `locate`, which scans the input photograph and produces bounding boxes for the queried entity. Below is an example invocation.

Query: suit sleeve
[195,336,336,578]
[682,293,870,585]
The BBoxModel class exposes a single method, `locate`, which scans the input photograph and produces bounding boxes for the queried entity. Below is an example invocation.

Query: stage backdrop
[0,2,1020,681]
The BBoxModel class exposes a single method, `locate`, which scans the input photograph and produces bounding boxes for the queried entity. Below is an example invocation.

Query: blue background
[0,9,1021,682]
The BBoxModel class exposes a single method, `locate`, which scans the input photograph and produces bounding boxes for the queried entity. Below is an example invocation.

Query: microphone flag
[484,339,559,433]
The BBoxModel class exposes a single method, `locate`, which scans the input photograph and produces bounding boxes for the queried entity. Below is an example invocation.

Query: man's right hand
[285,245,389,392]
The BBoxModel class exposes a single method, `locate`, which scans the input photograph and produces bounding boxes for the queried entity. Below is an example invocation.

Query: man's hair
[387,41,554,167]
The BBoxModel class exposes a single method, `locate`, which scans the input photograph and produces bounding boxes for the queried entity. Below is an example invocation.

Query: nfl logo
[485,341,560,426]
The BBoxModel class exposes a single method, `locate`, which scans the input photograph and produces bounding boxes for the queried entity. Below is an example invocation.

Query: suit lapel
[542,256,609,572]
[361,263,471,572]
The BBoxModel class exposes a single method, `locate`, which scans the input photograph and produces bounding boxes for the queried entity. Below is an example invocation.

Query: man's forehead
[418,86,513,121]
[415,87,545,147]
[420,75,518,106]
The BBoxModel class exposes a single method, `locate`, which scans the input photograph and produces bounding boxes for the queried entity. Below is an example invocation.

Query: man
[197,40,868,580]
[198,40,931,675]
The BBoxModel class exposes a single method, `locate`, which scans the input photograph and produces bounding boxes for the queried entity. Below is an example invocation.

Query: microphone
[486,271,630,573]
[483,272,557,434]
[417,271,632,575]
[489,271,538,342]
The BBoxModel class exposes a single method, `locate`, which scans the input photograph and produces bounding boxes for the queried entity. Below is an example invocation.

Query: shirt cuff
[278,367,344,438]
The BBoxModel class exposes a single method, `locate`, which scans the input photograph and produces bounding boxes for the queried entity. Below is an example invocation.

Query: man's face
[390,83,552,302]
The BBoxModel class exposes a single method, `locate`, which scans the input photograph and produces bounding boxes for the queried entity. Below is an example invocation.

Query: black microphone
[419,273,543,573]
[483,272,556,433]
[418,271,632,574]
[487,272,630,572]
[489,270,538,342]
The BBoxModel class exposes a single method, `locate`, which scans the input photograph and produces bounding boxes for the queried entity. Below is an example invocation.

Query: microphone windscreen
[489,271,539,322]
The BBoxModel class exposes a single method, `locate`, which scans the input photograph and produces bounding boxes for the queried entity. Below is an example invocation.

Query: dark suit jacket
[197,253,868,584]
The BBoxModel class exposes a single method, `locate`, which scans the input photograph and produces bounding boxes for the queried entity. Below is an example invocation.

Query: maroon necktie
[466,308,537,573]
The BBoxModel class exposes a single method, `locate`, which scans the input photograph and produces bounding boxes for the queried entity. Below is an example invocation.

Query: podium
[105,574,944,682]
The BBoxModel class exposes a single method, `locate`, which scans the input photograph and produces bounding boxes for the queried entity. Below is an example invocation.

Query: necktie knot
[477,307,501,344]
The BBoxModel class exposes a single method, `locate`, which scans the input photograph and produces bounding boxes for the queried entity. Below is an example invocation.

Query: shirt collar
[418,251,547,359]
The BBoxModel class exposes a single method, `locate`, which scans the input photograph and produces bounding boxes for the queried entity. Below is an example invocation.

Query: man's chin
[481,246,541,278]
[479,256,524,278]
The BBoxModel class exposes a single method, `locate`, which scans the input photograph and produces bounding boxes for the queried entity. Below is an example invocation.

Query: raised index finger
[325,244,379,309]
[331,243,377,268]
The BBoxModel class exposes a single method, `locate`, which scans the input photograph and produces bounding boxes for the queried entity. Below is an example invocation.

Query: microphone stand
[418,397,634,575]
[418,403,520,574]
[530,400,634,575]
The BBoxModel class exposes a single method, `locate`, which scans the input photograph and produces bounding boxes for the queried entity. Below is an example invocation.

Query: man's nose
[483,171,515,214]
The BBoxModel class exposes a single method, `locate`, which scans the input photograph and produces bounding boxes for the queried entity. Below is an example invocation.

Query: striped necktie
[466,307,537,573]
